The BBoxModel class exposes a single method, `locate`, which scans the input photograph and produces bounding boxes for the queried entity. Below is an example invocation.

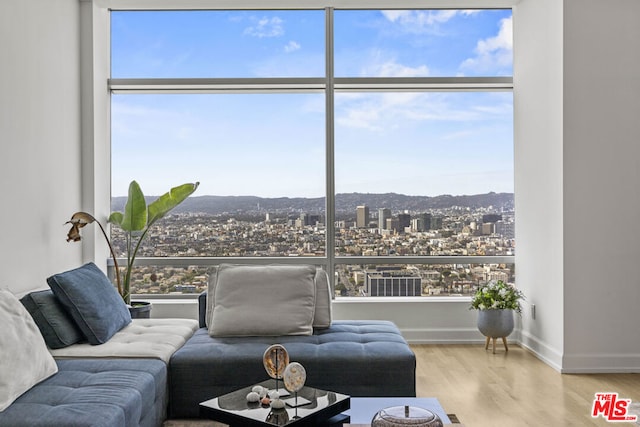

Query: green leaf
[110,180,147,231]
[147,182,199,226]
[108,211,124,227]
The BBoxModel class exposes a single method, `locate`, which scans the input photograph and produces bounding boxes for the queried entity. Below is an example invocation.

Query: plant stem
[92,216,123,298]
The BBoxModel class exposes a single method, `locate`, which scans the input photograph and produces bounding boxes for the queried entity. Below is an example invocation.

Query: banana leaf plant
[66,180,199,304]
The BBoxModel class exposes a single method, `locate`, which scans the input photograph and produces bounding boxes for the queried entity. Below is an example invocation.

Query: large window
[110,7,514,298]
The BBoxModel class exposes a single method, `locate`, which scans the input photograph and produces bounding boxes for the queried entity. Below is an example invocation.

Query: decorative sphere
[263,344,290,379]
[283,362,306,392]
[270,398,286,409]
[266,408,289,425]
[246,391,260,403]
[251,385,266,398]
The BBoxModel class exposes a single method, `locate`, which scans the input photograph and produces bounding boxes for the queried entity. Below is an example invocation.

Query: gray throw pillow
[206,265,333,330]
[47,262,131,345]
[313,268,332,329]
[20,289,84,349]
[205,266,218,328]
[210,264,316,337]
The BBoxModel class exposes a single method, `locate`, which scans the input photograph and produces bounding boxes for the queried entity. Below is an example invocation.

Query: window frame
[104,2,515,298]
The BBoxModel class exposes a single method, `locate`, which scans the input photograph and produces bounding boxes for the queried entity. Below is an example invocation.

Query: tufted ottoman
[168,320,416,419]
[0,359,167,427]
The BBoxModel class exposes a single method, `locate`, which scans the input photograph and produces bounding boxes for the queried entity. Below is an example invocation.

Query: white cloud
[284,40,301,53]
[336,60,432,130]
[366,60,429,78]
[336,90,507,132]
[381,10,411,23]
[381,10,479,32]
[336,92,445,131]
[460,17,512,74]
[244,16,284,38]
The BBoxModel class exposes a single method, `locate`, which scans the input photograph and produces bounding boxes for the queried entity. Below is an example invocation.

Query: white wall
[0,0,83,297]
[561,0,640,373]
[332,298,489,344]
[513,0,565,370]
[515,0,640,373]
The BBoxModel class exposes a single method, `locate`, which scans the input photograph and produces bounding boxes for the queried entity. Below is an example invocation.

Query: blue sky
[111,9,513,198]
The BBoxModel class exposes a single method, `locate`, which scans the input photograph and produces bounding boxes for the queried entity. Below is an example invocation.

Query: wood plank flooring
[413,344,640,427]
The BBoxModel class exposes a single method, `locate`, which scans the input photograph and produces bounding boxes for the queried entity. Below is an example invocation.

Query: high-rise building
[482,222,496,235]
[482,214,503,224]
[418,213,432,231]
[356,205,369,228]
[430,216,443,230]
[495,220,515,239]
[398,213,411,232]
[296,213,321,227]
[309,214,321,226]
[378,208,391,231]
[365,266,422,297]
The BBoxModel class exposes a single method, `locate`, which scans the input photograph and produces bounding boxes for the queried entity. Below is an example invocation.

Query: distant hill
[112,192,514,215]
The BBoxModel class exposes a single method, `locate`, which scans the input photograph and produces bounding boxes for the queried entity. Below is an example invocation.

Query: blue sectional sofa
[1,263,416,426]
[0,359,167,427]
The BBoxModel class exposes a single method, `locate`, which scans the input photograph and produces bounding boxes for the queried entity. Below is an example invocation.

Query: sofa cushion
[47,262,131,345]
[0,290,58,412]
[209,264,316,337]
[20,289,84,349]
[50,318,199,363]
[205,265,332,330]
[205,266,218,327]
[313,267,332,328]
[0,359,167,427]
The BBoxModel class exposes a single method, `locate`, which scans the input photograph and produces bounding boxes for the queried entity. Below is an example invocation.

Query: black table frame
[199,379,350,427]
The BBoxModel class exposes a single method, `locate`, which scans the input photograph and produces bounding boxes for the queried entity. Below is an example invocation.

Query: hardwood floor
[413,344,640,427]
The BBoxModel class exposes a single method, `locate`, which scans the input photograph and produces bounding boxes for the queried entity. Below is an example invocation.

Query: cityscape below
[110,192,515,298]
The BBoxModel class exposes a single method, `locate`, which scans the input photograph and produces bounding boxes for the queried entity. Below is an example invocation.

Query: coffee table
[199,379,350,426]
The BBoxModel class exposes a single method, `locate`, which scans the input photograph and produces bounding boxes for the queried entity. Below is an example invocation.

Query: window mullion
[325,6,337,290]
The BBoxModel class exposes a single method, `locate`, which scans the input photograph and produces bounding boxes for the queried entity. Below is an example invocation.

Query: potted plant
[470,280,524,353]
[65,180,199,317]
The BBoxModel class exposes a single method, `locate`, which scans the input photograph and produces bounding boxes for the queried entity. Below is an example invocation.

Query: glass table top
[200,379,350,426]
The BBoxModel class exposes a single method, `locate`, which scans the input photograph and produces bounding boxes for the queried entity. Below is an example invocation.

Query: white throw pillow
[209,264,316,337]
[0,290,58,412]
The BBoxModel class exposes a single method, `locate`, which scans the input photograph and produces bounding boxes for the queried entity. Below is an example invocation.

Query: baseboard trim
[401,327,569,373]
[561,352,640,373]
[402,327,487,344]
[518,330,563,372]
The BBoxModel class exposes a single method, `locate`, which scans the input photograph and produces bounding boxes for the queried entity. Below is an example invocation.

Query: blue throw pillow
[47,262,131,345]
[20,289,84,349]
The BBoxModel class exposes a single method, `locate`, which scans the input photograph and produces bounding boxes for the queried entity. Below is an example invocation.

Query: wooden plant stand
[485,336,508,354]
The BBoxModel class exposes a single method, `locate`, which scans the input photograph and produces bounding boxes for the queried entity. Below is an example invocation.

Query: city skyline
[112,199,514,297]
[111,190,514,217]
